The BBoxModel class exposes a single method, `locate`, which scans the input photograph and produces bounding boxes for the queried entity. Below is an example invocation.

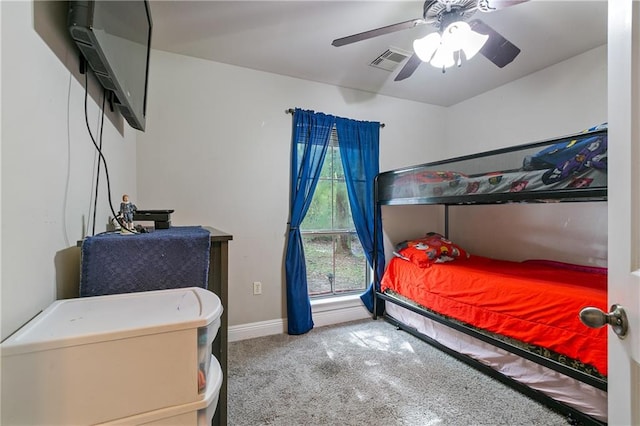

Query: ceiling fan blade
[394,53,422,81]
[476,0,529,12]
[332,18,427,47]
[469,19,521,68]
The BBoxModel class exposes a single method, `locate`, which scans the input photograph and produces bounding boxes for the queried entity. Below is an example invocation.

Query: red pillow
[394,232,470,268]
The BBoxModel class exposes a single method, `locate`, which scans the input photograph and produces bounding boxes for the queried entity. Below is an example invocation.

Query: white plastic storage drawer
[1,287,223,426]
[100,355,223,425]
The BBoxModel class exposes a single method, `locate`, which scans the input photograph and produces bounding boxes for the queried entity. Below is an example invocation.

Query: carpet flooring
[227,319,569,425]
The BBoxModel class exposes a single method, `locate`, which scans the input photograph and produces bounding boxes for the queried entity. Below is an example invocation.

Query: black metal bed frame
[371,128,608,426]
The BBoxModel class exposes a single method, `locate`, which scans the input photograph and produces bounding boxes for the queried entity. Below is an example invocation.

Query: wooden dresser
[204,227,232,426]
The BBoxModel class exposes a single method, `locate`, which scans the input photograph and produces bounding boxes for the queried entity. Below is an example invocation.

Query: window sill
[310,293,370,327]
[311,294,363,313]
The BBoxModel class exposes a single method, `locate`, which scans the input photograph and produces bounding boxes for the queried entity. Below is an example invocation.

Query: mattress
[377,128,607,203]
[384,302,608,423]
[383,167,606,201]
[380,255,608,376]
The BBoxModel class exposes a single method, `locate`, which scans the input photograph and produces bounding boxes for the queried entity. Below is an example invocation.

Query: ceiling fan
[332,0,528,80]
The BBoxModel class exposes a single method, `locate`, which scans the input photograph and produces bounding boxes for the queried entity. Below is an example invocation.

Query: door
[607,1,640,424]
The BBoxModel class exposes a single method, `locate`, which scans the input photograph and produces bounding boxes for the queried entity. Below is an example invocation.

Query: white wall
[1,2,137,340]
[444,45,608,266]
[445,46,607,158]
[136,50,447,327]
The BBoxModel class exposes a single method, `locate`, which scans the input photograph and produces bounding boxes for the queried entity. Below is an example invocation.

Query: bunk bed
[372,125,608,425]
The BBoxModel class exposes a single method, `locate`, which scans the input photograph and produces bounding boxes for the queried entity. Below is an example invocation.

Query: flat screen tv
[68,1,152,131]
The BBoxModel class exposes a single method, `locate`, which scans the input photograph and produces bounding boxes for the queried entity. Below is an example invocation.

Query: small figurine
[119,194,137,231]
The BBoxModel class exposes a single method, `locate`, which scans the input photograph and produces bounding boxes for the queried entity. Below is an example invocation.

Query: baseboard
[228,318,286,342]
[228,296,371,342]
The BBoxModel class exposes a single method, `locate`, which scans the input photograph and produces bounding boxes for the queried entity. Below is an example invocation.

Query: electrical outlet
[253,281,262,295]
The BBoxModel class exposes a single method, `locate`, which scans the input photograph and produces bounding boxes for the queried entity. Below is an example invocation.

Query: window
[300,129,368,297]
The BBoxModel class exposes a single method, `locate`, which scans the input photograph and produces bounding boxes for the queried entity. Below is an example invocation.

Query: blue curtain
[335,118,385,314]
[285,109,333,334]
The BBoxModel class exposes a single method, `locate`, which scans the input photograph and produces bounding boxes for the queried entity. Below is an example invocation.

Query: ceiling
[148,0,607,107]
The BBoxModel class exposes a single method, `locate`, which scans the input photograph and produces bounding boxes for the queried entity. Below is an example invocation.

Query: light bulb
[413,32,441,63]
[461,28,489,60]
[429,44,455,69]
[442,21,470,52]
[413,21,489,71]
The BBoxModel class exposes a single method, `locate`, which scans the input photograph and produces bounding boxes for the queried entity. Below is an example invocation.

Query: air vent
[369,47,412,72]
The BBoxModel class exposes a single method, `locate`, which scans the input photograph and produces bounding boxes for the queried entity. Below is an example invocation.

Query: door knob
[579,304,628,339]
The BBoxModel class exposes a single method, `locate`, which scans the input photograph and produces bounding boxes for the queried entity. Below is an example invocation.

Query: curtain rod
[285,108,385,128]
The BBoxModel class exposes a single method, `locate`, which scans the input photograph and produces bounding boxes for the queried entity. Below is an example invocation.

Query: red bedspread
[381,255,608,375]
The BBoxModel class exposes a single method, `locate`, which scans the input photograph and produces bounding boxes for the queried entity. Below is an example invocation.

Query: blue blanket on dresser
[80,226,211,297]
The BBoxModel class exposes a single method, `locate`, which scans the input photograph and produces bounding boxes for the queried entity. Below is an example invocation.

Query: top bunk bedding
[377,125,607,205]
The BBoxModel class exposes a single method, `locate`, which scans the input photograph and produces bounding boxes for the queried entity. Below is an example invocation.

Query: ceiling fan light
[442,21,471,52]
[461,29,489,60]
[413,20,490,71]
[429,45,455,69]
[413,32,441,62]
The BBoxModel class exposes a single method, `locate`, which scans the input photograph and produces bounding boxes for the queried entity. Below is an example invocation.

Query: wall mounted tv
[68,1,152,131]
